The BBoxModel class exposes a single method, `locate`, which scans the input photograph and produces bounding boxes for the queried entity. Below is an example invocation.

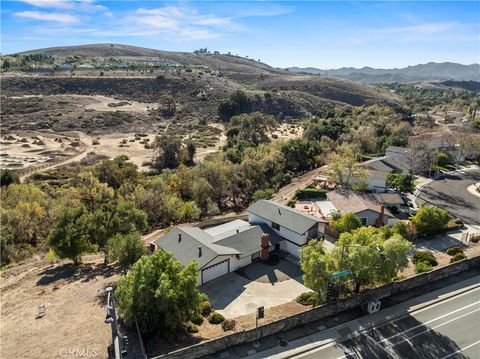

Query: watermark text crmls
[59,348,98,358]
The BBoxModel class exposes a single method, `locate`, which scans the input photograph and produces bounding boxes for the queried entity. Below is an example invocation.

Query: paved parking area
[416,168,480,225]
[200,260,310,318]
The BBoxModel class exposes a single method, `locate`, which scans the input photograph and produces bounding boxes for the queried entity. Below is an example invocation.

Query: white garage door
[201,259,229,284]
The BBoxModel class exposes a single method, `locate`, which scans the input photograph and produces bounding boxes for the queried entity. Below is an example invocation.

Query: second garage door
[201,259,229,284]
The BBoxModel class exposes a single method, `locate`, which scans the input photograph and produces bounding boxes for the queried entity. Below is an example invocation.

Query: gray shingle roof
[247,200,325,234]
[153,227,239,269]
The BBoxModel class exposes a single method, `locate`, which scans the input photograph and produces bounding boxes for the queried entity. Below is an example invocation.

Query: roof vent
[278,208,281,215]
[178,233,182,242]
[236,229,240,234]
[198,246,202,257]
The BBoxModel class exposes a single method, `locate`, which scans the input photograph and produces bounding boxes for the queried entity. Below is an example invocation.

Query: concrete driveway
[200,259,310,318]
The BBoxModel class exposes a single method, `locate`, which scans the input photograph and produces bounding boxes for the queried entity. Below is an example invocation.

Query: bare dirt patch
[0,254,120,359]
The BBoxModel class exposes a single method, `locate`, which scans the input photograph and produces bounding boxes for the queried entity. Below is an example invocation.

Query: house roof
[214,224,283,259]
[204,219,251,240]
[361,156,409,174]
[326,190,394,218]
[247,199,326,234]
[364,193,405,206]
[154,227,239,269]
[385,146,411,155]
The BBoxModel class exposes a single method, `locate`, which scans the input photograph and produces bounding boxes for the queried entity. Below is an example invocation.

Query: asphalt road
[298,285,480,359]
[416,169,480,225]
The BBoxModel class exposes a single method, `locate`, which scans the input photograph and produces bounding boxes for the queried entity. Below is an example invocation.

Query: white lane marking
[385,308,480,348]
[364,333,399,359]
[439,340,480,359]
[378,300,480,343]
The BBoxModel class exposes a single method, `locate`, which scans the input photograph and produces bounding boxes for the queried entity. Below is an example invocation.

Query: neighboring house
[320,190,397,227]
[153,219,282,285]
[385,146,412,165]
[247,200,327,258]
[353,156,410,192]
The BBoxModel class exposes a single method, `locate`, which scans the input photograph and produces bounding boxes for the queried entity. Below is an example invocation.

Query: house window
[307,226,318,239]
[251,252,260,262]
[272,222,280,230]
[360,218,368,226]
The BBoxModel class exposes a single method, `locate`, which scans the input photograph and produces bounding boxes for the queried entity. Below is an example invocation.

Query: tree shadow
[337,312,469,359]
[143,328,202,358]
[36,262,121,286]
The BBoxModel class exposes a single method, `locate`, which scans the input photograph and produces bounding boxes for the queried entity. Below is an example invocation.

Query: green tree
[0,169,19,187]
[300,240,334,295]
[94,156,139,189]
[228,112,276,146]
[335,227,411,292]
[281,139,322,172]
[433,151,450,168]
[411,205,450,236]
[217,90,253,120]
[115,250,203,333]
[158,93,176,117]
[327,144,366,188]
[48,206,94,265]
[386,173,415,193]
[106,232,145,272]
[152,135,183,170]
[332,212,362,233]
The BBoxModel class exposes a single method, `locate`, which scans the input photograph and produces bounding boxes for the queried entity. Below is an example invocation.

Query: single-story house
[247,200,327,258]
[319,190,397,227]
[154,219,283,285]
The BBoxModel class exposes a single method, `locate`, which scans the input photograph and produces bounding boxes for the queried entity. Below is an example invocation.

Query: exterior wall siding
[248,213,307,247]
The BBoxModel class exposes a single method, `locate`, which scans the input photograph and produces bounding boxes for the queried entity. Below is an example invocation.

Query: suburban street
[235,275,480,359]
[416,168,480,225]
[297,284,480,359]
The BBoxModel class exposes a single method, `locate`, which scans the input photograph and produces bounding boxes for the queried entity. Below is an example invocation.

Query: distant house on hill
[352,156,409,192]
[153,200,326,285]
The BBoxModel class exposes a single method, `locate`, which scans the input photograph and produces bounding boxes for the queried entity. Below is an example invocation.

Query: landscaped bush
[471,234,480,243]
[208,311,225,325]
[296,292,320,306]
[201,300,212,317]
[445,246,464,256]
[412,251,438,266]
[294,188,328,200]
[415,261,432,274]
[450,252,467,263]
[286,199,297,208]
[186,324,199,333]
[221,319,236,331]
[191,313,204,326]
[446,220,463,231]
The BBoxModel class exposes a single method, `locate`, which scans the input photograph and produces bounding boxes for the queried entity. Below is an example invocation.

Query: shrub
[470,234,480,243]
[294,188,328,200]
[391,275,406,282]
[446,220,463,231]
[186,324,199,333]
[296,292,320,306]
[412,251,438,266]
[201,300,212,317]
[221,319,236,332]
[191,313,204,326]
[415,261,432,274]
[445,246,464,256]
[208,311,225,325]
[286,199,297,208]
[450,252,467,263]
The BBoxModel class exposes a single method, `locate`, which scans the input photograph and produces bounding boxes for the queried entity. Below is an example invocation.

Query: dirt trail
[20,132,91,181]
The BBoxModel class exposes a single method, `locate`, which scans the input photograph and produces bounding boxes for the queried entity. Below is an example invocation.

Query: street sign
[330,270,352,280]
[257,306,264,319]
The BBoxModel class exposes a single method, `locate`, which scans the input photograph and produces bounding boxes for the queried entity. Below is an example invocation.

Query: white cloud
[18,0,74,9]
[15,10,79,23]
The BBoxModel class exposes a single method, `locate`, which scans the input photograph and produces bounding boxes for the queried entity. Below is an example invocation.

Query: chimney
[260,233,270,261]
[377,205,385,226]
[198,246,202,257]
[149,242,156,253]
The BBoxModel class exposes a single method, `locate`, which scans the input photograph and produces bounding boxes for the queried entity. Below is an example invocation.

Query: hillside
[288,62,480,83]
[1,44,402,131]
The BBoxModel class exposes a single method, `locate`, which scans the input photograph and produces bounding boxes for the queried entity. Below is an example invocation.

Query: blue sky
[1,1,479,68]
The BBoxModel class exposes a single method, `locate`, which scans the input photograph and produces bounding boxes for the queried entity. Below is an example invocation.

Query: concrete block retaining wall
[152,256,480,359]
